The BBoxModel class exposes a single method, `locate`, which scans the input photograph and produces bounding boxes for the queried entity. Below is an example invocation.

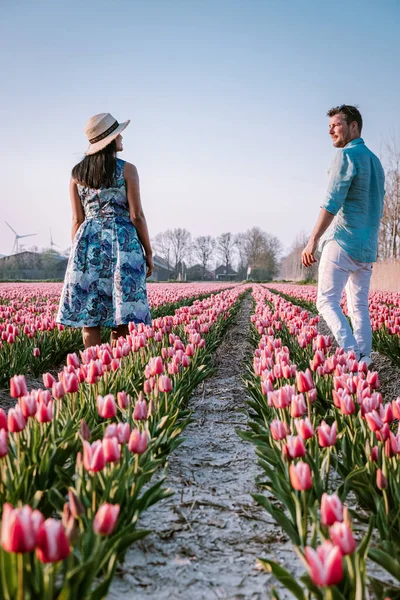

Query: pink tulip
[365,410,384,433]
[376,468,388,490]
[128,429,148,454]
[1,503,44,553]
[295,417,315,440]
[64,373,79,394]
[83,440,105,472]
[158,375,173,393]
[36,400,54,423]
[305,541,343,587]
[270,419,288,441]
[329,522,356,555]
[286,435,306,458]
[389,432,400,455]
[317,421,337,447]
[80,420,91,441]
[289,461,312,491]
[93,503,120,536]
[379,403,394,424]
[0,429,8,457]
[392,398,400,420]
[320,493,343,526]
[133,396,148,421]
[340,395,355,415]
[148,356,164,376]
[117,391,129,409]
[97,394,117,419]
[20,394,38,418]
[36,519,71,563]
[0,408,7,431]
[52,381,66,400]
[103,437,121,463]
[296,369,314,393]
[7,404,26,433]
[10,375,28,398]
[33,347,40,357]
[115,422,131,444]
[67,352,80,368]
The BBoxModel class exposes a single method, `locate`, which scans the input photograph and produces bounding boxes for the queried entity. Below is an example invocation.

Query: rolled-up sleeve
[322,150,356,215]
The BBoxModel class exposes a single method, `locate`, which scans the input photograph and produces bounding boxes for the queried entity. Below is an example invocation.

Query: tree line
[153,227,282,281]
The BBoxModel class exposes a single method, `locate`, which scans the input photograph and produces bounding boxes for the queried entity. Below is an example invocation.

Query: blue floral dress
[57,159,151,328]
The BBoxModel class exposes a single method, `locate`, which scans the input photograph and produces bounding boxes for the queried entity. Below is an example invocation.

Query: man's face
[328,113,355,148]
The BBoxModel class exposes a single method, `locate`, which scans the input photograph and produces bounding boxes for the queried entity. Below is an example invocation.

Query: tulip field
[1,280,400,599]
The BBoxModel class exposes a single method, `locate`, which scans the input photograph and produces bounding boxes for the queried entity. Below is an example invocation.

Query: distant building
[186,264,214,281]
[214,264,238,281]
[149,255,172,282]
[0,251,68,280]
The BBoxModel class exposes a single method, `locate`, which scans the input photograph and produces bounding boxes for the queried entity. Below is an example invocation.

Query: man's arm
[301,208,335,267]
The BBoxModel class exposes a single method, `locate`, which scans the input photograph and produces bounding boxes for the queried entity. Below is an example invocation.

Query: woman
[57,112,153,348]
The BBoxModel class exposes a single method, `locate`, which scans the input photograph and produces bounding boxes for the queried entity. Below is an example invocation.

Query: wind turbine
[49,229,61,251]
[5,222,37,254]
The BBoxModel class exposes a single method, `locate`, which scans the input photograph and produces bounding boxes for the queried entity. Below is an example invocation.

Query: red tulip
[286,435,306,458]
[329,522,356,555]
[97,394,117,419]
[36,519,71,563]
[0,429,8,457]
[317,421,337,448]
[67,352,80,368]
[103,436,121,463]
[1,503,44,553]
[36,400,54,423]
[128,429,148,454]
[116,422,131,444]
[33,347,40,357]
[340,395,355,415]
[305,541,343,587]
[7,404,26,433]
[270,419,288,441]
[52,381,66,400]
[0,408,7,431]
[19,394,38,418]
[10,375,28,398]
[289,461,312,491]
[93,503,120,536]
[64,373,79,394]
[392,398,400,420]
[295,417,315,440]
[296,369,314,393]
[83,440,105,472]
[320,493,343,526]
[389,432,400,455]
[158,375,173,393]
[117,391,129,409]
[365,410,384,433]
[68,489,85,518]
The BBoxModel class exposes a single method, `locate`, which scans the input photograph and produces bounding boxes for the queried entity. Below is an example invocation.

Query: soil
[108,294,296,600]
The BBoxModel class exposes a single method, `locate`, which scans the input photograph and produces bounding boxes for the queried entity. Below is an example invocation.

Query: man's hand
[145,254,154,278]
[302,239,318,268]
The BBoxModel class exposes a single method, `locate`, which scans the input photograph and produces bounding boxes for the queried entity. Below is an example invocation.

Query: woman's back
[78,158,130,220]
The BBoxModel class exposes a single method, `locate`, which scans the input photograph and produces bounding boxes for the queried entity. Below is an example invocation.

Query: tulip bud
[128,429,148,454]
[0,408,7,431]
[158,375,173,393]
[320,493,343,526]
[10,375,28,398]
[133,395,148,421]
[286,435,306,458]
[329,522,356,555]
[270,419,288,441]
[93,503,120,536]
[80,420,91,441]
[289,461,312,491]
[376,468,388,490]
[68,488,85,517]
[36,400,54,423]
[97,394,117,419]
[19,394,38,418]
[295,417,315,440]
[117,391,129,410]
[317,421,337,448]
[0,429,8,457]
[103,436,121,463]
[7,404,26,433]
[83,440,105,472]
[52,381,66,400]
[36,519,71,563]
[33,347,40,357]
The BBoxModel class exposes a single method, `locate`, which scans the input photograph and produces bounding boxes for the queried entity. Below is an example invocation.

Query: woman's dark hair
[327,105,363,134]
[72,140,117,189]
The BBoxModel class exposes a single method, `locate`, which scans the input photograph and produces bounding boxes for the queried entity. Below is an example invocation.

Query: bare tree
[280,232,318,282]
[243,227,282,281]
[217,232,235,276]
[234,232,248,279]
[153,230,173,275]
[169,228,192,277]
[379,135,400,259]
[192,235,215,279]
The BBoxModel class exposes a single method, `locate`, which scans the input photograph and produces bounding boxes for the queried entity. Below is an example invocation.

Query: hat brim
[85,120,130,155]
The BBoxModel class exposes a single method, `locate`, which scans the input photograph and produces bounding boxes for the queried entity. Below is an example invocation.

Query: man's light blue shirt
[320,138,385,263]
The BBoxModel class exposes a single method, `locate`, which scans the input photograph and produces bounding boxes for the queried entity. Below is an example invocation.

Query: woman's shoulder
[122,161,139,179]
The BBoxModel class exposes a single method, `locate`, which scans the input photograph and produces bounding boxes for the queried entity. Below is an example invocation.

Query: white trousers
[316,240,373,359]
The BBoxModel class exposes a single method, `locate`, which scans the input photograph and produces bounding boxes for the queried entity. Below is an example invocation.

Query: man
[302,105,385,366]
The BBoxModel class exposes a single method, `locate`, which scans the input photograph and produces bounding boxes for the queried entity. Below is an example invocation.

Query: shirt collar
[345,137,364,148]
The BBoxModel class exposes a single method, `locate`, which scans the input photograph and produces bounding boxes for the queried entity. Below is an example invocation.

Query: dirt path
[108,294,290,600]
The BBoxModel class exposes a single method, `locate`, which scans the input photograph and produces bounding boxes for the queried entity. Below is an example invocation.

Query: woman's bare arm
[124,162,153,276]
[70,178,85,240]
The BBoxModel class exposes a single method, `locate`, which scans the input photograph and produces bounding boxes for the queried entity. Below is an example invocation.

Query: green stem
[17,553,23,600]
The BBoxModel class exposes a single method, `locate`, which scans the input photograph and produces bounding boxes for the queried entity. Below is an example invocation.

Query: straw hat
[84,113,130,155]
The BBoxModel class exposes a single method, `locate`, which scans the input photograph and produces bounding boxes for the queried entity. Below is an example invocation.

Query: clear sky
[1,0,399,257]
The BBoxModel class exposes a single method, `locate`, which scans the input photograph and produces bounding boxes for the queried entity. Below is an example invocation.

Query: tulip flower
[340,395,355,415]
[0,408,7,431]
[392,397,400,420]
[295,417,314,440]
[117,390,129,409]
[67,352,80,368]
[33,347,40,357]
[93,503,120,536]
[365,410,384,433]
[270,419,288,441]
[286,435,306,459]
[36,519,71,563]
[0,429,8,457]
[320,493,343,526]
[317,421,337,448]
[80,420,91,441]
[158,375,173,393]
[133,396,148,420]
[68,488,85,518]
[83,440,105,472]
[52,381,66,400]
[305,541,343,587]
[291,394,307,419]
[1,503,44,553]
[376,468,388,490]
[7,404,26,433]
[97,394,117,419]
[64,373,79,394]
[296,369,314,393]
[128,429,148,454]
[289,461,312,491]
[103,436,121,463]
[329,522,356,555]
[10,375,28,398]
[36,400,54,423]
[148,356,164,376]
